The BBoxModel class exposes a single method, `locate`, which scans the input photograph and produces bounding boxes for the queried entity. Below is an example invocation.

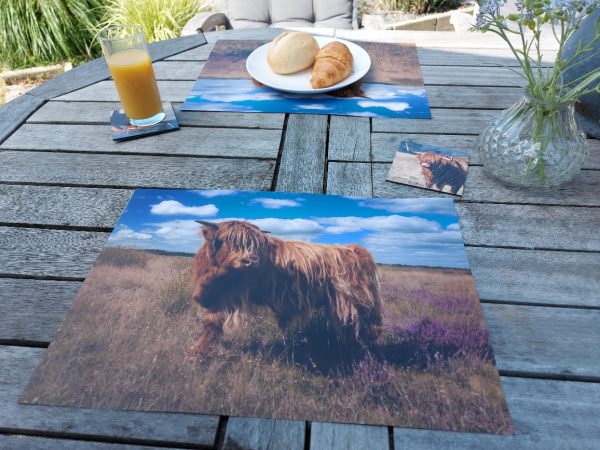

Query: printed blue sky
[107,189,469,269]
[182,79,432,119]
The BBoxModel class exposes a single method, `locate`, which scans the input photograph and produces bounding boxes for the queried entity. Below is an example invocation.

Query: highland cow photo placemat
[181,40,431,118]
[21,189,511,434]
[388,141,471,196]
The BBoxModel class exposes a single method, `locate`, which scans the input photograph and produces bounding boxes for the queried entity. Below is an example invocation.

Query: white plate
[246,36,371,94]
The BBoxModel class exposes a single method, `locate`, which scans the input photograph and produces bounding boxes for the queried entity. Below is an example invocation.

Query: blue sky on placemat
[107,189,468,268]
[182,79,431,119]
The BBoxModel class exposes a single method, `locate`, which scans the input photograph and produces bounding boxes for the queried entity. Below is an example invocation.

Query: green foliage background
[0,0,105,69]
[0,0,207,69]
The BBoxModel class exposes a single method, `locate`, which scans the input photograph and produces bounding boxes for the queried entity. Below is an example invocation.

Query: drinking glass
[98,25,165,127]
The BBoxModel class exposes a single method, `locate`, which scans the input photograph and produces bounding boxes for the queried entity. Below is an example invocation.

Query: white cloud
[318,215,440,234]
[295,104,333,110]
[111,225,152,241]
[447,223,461,231]
[357,100,409,111]
[153,219,203,241]
[250,218,322,241]
[359,198,457,216]
[251,198,302,209]
[150,200,218,217]
[193,189,237,198]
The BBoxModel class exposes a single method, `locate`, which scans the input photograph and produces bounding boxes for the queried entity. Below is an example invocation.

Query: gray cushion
[226,0,355,29]
[314,0,353,29]
[269,21,315,28]
[227,0,269,25]
[270,0,314,24]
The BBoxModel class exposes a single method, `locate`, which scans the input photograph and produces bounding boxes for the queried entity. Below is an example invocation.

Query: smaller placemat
[111,102,179,141]
[387,141,470,196]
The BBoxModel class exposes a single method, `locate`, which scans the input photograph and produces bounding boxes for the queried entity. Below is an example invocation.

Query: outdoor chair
[181,0,358,36]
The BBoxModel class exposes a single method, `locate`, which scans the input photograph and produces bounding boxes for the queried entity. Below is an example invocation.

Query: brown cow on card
[416,152,468,195]
[189,220,382,355]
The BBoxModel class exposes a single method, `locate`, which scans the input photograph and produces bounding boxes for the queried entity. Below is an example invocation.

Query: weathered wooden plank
[0,185,131,228]
[1,124,280,159]
[0,279,80,342]
[326,162,372,197]
[373,108,497,135]
[54,80,191,102]
[275,115,328,193]
[144,60,527,88]
[0,151,275,190]
[3,277,600,378]
[0,346,218,446]
[54,81,525,109]
[0,435,185,449]
[336,29,560,50]
[168,40,555,66]
[371,133,600,169]
[29,101,285,129]
[3,186,599,254]
[426,85,522,109]
[468,247,600,307]
[310,422,389,450]
[373,164,600,206]
[2,218,598,309]
[422,65,524,87]
[0,227,108,278]
[0,94,45,144]
[457,203,600,251]
[328,116,371,161]
[372,133,477,163]
[28,34,207,100]
[416,47,556,67]
[152,60,204,80]
[394,376,600,449]
[223,418,305,450]
[484,303,600,379]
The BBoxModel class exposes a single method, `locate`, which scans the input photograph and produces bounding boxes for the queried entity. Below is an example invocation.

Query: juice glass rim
[98,24,144,42]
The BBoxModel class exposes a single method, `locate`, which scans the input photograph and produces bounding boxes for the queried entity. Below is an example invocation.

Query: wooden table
[0,28,599,449]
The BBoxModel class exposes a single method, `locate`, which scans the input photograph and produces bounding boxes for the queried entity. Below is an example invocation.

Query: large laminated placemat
[181,40,432,118]
[21,190,511,434]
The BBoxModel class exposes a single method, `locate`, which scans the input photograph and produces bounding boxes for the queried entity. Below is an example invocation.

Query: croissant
[310,42,353,89]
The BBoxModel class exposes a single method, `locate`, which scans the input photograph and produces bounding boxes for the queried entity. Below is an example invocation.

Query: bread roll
[267,31,319,75]
[310,41,353,89]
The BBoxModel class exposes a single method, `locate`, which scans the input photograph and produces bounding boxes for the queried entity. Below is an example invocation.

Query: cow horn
[195,220,218,228]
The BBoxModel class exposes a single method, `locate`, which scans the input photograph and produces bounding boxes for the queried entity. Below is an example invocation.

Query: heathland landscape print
[21,190,511,434]
[388,141,471,196]
[181,40,431,118]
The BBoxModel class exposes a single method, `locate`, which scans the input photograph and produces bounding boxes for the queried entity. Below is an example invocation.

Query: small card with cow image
[20,189,512,435]
[387,141,470,196]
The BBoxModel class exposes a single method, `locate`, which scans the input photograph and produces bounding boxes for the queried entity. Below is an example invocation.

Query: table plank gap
[275,115,328,193]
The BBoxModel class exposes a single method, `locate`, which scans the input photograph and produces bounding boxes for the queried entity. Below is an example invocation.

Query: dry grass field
[22,248,512,434]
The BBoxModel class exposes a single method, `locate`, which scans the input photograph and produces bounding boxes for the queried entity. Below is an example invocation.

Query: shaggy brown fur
[416,152,468,195]
[189,220,382,354]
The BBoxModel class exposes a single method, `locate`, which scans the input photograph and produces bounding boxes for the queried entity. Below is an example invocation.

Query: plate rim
[245,36,371,94]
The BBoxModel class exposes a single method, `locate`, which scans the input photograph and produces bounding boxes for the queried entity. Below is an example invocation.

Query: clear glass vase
[477,93,589,187]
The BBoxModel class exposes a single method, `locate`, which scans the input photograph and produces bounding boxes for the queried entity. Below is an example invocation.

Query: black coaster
[111,102,179,141]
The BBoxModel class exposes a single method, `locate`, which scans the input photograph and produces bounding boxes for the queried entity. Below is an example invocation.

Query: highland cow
[416,152,468,195]
[189,220,382,355]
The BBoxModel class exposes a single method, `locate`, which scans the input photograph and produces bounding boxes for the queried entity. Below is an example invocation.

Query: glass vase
[477,93,589,187]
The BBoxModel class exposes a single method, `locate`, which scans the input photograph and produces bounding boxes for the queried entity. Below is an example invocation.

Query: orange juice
[107,49,162,120]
